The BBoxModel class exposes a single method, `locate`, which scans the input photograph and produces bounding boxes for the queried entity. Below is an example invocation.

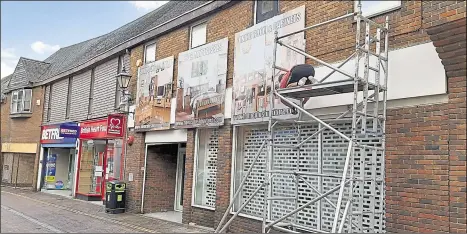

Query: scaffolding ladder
[216,3,390,233]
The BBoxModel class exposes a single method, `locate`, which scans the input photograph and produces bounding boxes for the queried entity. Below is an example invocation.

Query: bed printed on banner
[232,5,306,125]
[175,38,228,128]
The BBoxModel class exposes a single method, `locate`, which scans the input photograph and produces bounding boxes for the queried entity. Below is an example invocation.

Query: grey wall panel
[48,78,69,123]
[123,54,130,73]
[42,85,50,124]
[91,57,118,118]
[69,70,91,121]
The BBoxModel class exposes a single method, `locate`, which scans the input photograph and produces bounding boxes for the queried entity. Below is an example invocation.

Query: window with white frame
[10,89,32,114]
[255,0,279,24]
[144,42,156,64]
[190,22,207,49]
[355,0,401,17]
[193,128,218,208]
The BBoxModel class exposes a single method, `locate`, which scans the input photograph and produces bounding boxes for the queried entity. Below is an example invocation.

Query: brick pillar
[426,17,466,234]
[214,120,233,229]
[124,130,146,213]
[182,129,196,224]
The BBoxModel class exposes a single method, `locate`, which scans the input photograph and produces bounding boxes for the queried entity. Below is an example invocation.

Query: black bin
[105,181,126,214]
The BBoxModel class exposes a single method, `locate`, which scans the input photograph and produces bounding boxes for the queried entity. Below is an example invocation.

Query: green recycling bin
[105,181,126,214]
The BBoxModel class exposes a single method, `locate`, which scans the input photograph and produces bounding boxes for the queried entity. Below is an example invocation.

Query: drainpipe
[140,144,148,213]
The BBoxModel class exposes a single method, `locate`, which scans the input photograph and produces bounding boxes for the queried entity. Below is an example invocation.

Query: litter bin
[105,181,126,214]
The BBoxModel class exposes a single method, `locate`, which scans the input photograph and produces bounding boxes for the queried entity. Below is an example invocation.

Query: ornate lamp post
[115,65,132,181]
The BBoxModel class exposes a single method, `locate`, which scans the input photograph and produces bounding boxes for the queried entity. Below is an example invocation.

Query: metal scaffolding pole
[215,5,389,233]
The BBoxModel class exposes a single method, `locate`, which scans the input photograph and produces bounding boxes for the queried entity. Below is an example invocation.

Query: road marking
[2,191,158,233]
[1,205,66,233]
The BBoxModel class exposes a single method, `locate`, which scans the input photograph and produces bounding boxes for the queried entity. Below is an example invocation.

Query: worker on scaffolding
[277,64,317,114]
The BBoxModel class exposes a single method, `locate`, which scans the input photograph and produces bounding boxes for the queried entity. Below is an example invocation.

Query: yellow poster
[45,176,55,182]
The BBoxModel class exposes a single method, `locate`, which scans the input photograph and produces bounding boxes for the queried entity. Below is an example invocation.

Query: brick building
[122,0,466,233]
[0,0,465,233]
[1,58,48,188]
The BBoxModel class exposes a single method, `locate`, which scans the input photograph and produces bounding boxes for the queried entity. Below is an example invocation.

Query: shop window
[11,89,32,114]
[144,41,156,64]
[193,128,219,208]
[190,22,207,49]
[255,0,279,24]
[77,139,123,196]
[355,0,401,17]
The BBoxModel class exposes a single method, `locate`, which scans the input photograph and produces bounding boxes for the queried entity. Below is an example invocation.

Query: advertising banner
[59,124,80,138]
[135,56,174,131]
[175,38,228,128]
[232,6,306,124]
[45,154,57,183]
[107,114,125,137]
[41,123,77,144]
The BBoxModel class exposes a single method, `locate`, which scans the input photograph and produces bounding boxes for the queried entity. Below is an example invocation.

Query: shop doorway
[143,143,186,223]
[41,148,76,197]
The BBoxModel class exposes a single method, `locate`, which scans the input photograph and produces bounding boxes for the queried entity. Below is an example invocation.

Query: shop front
[39,123,79,197]
[75,115,125,201]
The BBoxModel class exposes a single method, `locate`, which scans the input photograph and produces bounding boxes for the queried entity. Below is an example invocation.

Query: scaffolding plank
[277,80,377,99]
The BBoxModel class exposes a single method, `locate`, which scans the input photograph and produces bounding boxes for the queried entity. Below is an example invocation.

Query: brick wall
[386,16,466,233]
[123,1,466,232]
[124,130,146,213]
[1,86,45,190]
[143,144,178,213]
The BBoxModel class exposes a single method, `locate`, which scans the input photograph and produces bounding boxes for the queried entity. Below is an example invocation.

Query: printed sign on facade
[135,56,174,131]
[232,6,306,124]
[107,114,125,137]
[80,119,109,139]
[41,123,77,144]
[45,154,57,183]
[59,124,80,138]
[175,38,228,128]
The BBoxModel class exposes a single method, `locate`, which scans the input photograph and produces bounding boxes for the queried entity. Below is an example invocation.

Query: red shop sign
[107,114,125,137]
[79,119,108,139]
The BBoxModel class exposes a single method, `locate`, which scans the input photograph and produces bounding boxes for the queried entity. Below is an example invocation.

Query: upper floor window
[144,42,156,64]
[355,1,401,17]
[11,89,32,114]
[190,22,207,49]
[255,0,279,24]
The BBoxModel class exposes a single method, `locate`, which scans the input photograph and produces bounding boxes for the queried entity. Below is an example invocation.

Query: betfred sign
[41,123,77,144]
[107,114,124,137]
[59,124,80,138]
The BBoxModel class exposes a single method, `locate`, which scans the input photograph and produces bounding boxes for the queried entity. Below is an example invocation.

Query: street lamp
[116,66,132,90]
[115,64,133,183]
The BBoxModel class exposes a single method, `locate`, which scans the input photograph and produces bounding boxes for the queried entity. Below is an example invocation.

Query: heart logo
[110,118,121,127]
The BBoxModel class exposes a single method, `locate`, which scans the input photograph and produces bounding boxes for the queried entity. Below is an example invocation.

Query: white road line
[1,205,66,233]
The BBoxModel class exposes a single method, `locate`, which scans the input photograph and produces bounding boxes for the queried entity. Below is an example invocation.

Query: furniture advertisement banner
[232,6,305,124]
[175,38,228,128]
[135,56,174,131]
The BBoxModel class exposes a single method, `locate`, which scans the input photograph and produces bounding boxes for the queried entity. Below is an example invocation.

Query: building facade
[1,58,48,189]
[122,1,466,233]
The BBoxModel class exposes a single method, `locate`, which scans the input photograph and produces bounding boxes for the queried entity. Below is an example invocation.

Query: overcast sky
[1,1,168,78]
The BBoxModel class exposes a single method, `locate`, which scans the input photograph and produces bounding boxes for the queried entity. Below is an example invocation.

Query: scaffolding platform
[277,79,379,99]
[216,2,390,233]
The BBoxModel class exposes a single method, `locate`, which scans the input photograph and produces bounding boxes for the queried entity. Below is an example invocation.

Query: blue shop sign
[41,123,77,147]
[59,124,80,138]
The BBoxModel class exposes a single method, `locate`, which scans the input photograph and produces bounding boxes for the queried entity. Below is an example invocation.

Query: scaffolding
[216,4,389,233]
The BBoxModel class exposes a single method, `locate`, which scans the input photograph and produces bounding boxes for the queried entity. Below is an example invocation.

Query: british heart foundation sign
[107,114,124,137]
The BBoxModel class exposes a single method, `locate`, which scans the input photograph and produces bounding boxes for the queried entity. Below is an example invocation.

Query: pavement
[0,186,209,233]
